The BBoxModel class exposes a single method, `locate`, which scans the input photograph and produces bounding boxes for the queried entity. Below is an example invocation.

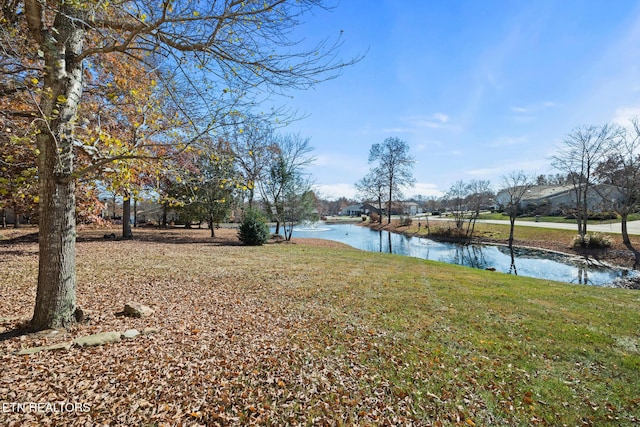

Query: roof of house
[522,185,574,201]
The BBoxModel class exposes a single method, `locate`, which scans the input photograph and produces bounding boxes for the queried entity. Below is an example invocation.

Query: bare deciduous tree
[367,137,415,225]
[551,124,617,243]
[595,118,640,265]
[355,172,388,224]
[501,171,534,248]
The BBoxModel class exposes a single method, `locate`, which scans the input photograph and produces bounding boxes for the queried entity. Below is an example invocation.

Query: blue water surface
[282,222,635,286]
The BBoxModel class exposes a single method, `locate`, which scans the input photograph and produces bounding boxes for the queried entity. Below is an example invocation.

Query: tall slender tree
[355,171,387,223]
[367,137,415,225]
[260,133,314,235]
[595,118,640,265]
[501,171,533,248]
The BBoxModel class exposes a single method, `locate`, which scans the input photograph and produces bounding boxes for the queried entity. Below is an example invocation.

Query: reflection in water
[286,223,636,286]
[445,245,489,269]
[509,247,518,276]
[577,267,588,285]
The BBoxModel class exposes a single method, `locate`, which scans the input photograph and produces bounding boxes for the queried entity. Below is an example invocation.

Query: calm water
[284,223,635,286]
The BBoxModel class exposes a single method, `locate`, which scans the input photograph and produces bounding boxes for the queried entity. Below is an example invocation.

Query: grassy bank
[1,228,639,425]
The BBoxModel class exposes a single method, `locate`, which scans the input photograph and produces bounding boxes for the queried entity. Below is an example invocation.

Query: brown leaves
[2,227,640,425]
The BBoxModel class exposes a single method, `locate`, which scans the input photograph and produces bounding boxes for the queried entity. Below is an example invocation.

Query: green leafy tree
[282,178,317,241]
[1,0,357,329]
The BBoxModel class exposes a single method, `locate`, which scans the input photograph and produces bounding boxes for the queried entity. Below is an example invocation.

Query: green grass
[253,243,640,425]
[2,228,639,425]
[477,212,640,224]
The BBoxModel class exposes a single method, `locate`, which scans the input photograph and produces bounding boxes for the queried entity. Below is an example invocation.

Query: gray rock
[73,331,121,347]
[17,342,72,355]
[122,329,141,339]
[123,302,154,318]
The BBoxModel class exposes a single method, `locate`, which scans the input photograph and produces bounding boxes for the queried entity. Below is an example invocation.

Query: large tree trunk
[209,215,216,237]
[122,195,133,239]
[133,197,138,228]
[29,3,85,330]
[32,154,77,329]
[621,213,640,267]
[12,201,20,228]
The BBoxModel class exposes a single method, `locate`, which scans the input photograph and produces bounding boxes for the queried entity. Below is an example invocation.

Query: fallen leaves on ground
[0,226,638,426]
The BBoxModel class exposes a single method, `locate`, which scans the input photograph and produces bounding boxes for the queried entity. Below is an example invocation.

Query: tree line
[357,119,640,263]
[0,1,359,330]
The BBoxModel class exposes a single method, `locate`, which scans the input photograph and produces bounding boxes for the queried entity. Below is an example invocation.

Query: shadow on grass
[0,321,34,343]
[76,227,247,246]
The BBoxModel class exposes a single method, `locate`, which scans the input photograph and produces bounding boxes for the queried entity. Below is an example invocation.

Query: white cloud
[612,106,640,126]
[510,101,556,114]
[510,106,529,113]
[392,113,452,132]
[489,135,528,148]
[406,182,444,198]
[432,112,449,123]
[313,183,358,200]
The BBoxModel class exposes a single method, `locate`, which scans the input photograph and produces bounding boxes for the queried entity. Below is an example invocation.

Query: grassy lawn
[477,212,640,224]
[1,227,639,425]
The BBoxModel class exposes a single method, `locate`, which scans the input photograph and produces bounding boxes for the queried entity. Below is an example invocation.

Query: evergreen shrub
[238,208,270,246]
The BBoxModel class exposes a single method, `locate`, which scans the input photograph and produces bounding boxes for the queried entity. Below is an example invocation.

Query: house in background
[339,204,365,216]
[495,184,623,214]
[339,201,423,217]
[401,201,423,215]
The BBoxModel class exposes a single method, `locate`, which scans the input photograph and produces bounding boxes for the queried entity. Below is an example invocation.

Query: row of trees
[1,1,358,330]
[358,119,640,263]
[167,130,316,240]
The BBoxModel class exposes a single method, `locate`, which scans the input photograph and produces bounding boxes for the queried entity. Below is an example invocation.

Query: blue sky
[279,0,640,200]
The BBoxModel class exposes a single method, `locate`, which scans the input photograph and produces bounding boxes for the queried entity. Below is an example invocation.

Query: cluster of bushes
[398,215,412,227]
[426,225,469,240]
[572,233,612,248]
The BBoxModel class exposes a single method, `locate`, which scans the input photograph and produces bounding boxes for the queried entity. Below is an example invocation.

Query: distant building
[495,184,622,213]
[339,204,365,216]
[339,201,423,216]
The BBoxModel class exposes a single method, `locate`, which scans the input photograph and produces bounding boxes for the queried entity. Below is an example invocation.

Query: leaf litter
[0,226,638,426]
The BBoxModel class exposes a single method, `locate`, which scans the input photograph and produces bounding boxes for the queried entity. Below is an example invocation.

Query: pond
[284,222,635,286]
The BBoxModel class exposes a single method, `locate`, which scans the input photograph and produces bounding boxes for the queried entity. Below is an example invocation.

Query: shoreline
[359,220,640,288]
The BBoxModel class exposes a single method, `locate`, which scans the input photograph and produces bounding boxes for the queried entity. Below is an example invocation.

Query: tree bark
[133,197,138,228]
[30,3,85,330]
[122,194,133,239]
[508,216,516,248]
[620,213,640,267]
[209,215,216,237]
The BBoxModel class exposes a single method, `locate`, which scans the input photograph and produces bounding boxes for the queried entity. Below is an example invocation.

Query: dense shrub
[572,233,612,248]
[588,211,618,221]
[398,215,412,227]
[238,208,270,246]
